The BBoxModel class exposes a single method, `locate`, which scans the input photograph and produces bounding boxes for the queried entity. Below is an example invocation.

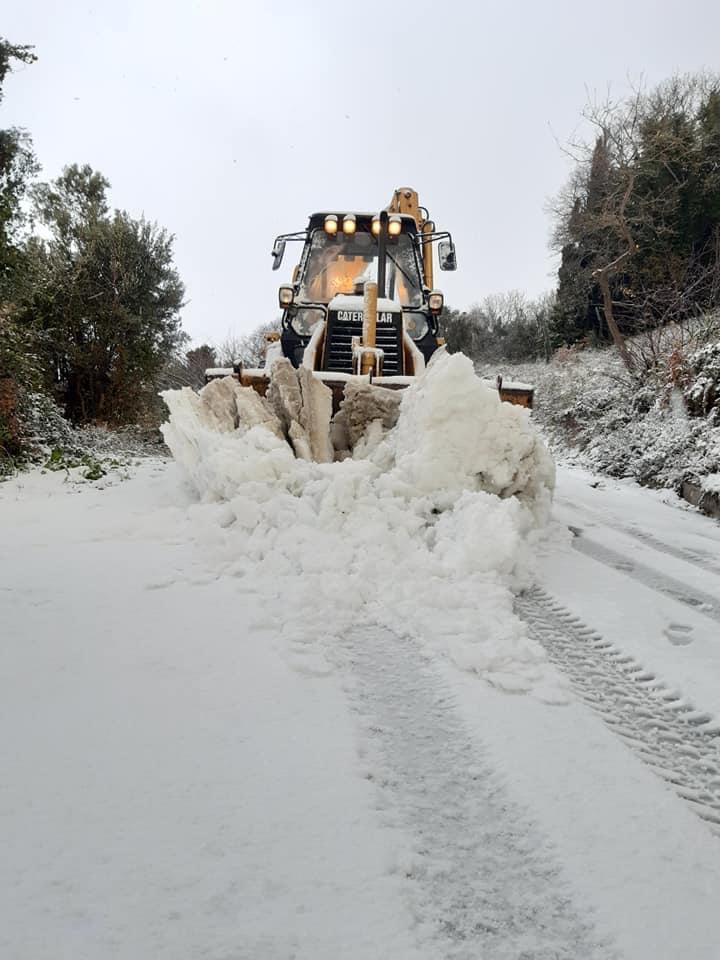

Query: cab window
[299,230,422,307]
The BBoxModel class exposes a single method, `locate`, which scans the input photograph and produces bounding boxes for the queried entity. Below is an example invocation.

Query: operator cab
[274,211,447,370]
[299,220,422,307]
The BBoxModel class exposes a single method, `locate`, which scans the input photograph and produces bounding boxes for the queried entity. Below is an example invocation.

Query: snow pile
[480,327,720,492]
[376,353,551,506]
[162,353,559,698]
[702,472,720,494]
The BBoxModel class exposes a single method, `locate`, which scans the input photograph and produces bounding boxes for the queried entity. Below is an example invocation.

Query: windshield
[299,230,422,307]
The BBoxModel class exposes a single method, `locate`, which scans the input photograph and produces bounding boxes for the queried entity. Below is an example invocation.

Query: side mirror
[271,239,286,271]
[438,239,457,271]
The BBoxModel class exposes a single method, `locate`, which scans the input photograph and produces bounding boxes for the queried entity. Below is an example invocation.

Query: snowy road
[517,471,720,834]
[546,467,720,718]
[3,459,720,958]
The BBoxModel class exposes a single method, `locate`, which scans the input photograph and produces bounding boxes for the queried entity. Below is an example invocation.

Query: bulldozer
[206,188,534,413]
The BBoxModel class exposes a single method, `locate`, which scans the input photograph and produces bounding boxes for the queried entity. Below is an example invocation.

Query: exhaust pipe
[353,281,383,377]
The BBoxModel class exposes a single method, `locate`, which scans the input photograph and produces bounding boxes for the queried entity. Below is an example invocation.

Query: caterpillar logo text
[337,310,395,324]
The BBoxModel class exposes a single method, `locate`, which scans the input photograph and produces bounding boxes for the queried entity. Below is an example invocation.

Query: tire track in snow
[518,587,720,834]
[555,495,720,577]
[341,626,617,960]
[567,534,720,624]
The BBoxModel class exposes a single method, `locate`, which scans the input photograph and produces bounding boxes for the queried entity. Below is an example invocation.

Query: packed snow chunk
[165,376,286,440]
[268,358,303,429]
[331,380,402,456]
[161,383,295,502]
[297,366,334,463]
[198,377,244,432]
[268,359,334,463]
[161,351,560,698]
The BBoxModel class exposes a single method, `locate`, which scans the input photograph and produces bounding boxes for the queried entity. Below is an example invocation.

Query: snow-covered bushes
[18,391,76,454]
[479,328,720,491]
[0,386,166,480]
[684,342,720,422]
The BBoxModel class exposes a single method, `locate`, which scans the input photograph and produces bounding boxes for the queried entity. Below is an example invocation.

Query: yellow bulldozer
[206,187,533,411]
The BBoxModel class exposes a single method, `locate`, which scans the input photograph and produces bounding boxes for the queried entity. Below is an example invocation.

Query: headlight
[388,215,402,236]
[371,215,381,236]
[342,214,356,235]
[428,290,444,313]
[404,312,429,340]
[290,307,325,336]
[278,285,294,308]
[324,214,338,235]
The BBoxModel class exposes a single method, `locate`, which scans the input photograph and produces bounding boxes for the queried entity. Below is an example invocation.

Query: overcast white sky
[4,0,720,345]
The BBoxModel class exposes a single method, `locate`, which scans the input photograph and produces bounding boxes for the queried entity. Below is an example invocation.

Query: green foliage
[552,74,720,348]
[44,446,108,480]
[0,36,187,461]
[0,309,40,466]
[0,38,39,301]
[0,309,39,385]
[20,164,187,423]
[154,343,219,403]
[44,447,67,470]
[184,344,217,388]
[0,38,36,99]
[32,164,109,240]
[0,38,40,469]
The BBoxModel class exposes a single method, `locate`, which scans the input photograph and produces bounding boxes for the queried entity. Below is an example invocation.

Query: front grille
[323,316,403,375]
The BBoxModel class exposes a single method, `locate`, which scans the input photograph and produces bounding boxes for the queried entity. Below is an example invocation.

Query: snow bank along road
[4,381,720,954]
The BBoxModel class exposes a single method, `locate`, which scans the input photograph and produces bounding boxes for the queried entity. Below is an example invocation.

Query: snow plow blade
[208,365,418,414]
[206,365,534,414]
